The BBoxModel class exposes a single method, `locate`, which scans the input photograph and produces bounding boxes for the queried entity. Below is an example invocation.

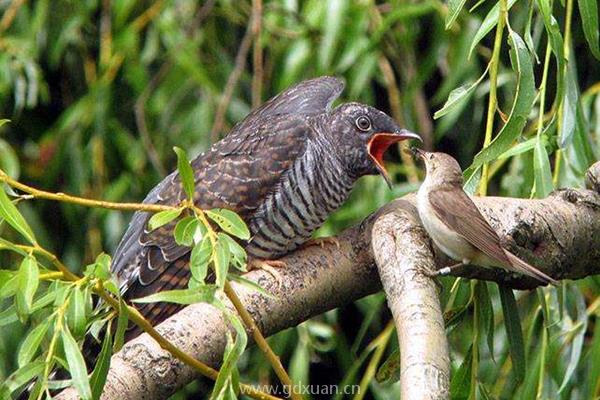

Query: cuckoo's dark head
[326,102,421,186]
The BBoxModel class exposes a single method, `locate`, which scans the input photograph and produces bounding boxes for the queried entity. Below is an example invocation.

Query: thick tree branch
[372,201,449,399]
[57,162,600,400]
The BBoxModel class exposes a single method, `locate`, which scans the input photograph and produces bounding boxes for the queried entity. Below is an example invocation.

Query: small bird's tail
[504,251,558,286]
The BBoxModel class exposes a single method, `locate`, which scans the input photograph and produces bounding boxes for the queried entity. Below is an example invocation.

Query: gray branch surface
[372,202,449,399]
[57,162,600,400]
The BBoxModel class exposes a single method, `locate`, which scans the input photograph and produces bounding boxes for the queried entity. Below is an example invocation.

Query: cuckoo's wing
[428,187,512,266]
[110,114,312,302]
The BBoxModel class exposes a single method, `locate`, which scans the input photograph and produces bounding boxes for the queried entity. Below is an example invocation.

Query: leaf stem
[479,0,507,196]
[224,281,301,400]
[0,169,178,213]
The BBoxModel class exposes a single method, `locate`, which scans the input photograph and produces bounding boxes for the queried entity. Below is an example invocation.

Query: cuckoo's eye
[355,116,372,131]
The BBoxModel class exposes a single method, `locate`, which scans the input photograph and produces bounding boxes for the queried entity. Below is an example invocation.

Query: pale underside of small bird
[414,149,557,286]
[110,76,421,334]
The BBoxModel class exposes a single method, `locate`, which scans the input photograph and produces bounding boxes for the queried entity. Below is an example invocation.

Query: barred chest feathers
[246,137,354,259]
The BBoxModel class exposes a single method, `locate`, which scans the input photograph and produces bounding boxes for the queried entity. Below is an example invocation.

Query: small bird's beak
[411,147,426,159]
[367,129,422,188]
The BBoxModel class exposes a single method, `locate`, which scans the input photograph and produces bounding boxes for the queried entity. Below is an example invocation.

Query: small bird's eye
[355,116,372,132]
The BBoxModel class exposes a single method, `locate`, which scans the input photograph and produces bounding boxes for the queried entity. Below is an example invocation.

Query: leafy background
[0,0,599,399]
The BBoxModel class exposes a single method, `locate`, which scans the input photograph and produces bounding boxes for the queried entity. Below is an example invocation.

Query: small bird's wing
[428,187,512,266]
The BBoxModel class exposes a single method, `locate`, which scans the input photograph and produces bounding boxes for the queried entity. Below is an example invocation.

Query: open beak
[367,129,422,188]
[411,146,426,159]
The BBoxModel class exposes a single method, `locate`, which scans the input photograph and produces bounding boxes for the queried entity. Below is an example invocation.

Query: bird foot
[247,259,286,288]
[300,236,341,250]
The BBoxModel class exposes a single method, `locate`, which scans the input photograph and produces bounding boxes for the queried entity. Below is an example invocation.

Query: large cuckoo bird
[111,76,421,332]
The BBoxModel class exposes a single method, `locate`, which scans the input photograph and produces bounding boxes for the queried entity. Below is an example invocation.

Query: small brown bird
[414,149,557,285]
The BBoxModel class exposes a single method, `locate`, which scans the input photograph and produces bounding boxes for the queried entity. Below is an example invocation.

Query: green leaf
[445,0,468,29]
[536,0,565,100]
[0,304,18,326]
[499,286,526,383]
[375,348,400,383]
[559,61,579,148]
[62,324,93,400]
[174,216,200,247]
[147,208,183,231]
[533,138,553,198]
[68,287,87,338]
[219,234,247,272]
[0,273,18,299]
[132,286,217,305]
[558,284,587,392]
[464,30,535,179]
[90,326,113,400]
[15,256,39,321]
[190,236,212,283]
[0,187,37,244]
[211,312,247,400]
[578,0,600,59]
[18,319,50,367]
[214,234,231,288]
[450,344,473,399]
[1,360,45,394]
[433,67,489,119]
[113,298,128,353]
[173,147,195,201]
[206,209,251,240]
[475,282,495,362]
[227,274,274,298]
[468,0,518,58]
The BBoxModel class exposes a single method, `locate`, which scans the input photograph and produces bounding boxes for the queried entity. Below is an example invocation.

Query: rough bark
[57,162,600,400]
[372,202,449,399]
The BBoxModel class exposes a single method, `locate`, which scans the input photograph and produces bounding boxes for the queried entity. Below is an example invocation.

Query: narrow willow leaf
[585,316,600,399]
[147,208,182,231]
[2,360,45,393]
[219,234,247,272]
[433,66,489,119]
[0,304,18,326]
[190,236,212,283]
[15,256,39,321]
[173,147,195,200]
[68,287,87,338]
[498,138,538,160]
[499,286,526,383]
[559,62,579,148]
[90,326,113,400]
[375,348,400,383]
[558,285,587,392]
[174,216,199,246]
[62,325,92,400]
[445,0,468,28]
[0,273,18,299]
[450,344,473,399]
[578,0,600,59]
[533,138,553,198]
[93,253,111,280]
[206,209,251,240]
[227,274,274,298]
[113,298,128,353]
[536,0,565,100]
[476,282,495,362]
[464,30,535,179]
[133,286,217,305]
[0,187,36,244]
[468,0,518,58]
[214,235,231,288]
[211,312,248,400]
[18,319,50,367]
[318,0,346,70]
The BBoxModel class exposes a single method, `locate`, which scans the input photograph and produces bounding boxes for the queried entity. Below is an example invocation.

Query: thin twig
[377,56,420,185]
[210,15,256,142]
[0,169,177,212]
[224,281,301,400]
[251,0,264,108]
[28,242,280,400]
[0,0,27,33]
[479,0,507,196]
